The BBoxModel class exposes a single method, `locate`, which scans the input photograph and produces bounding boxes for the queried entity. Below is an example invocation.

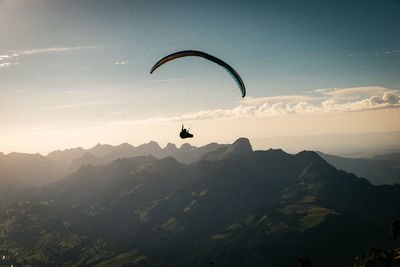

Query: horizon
[1,0,399,155]
[2,131,400,158]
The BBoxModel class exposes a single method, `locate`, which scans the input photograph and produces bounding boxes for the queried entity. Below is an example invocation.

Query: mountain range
[1,139,399,196]
[0,138,399,266]
[0,141,228,196]
[317,151,400,185]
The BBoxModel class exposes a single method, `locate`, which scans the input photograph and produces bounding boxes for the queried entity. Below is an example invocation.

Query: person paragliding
[150,50,246,139]
[180,124,193,139]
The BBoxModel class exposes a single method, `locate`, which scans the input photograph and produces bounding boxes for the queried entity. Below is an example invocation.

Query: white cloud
[99,87,400,126]
[377,49,400,56]
[140,77,198,83]
[243,86,395,104]
[243,95,324,105]
[306,88,338,94]
[349,49,400,57]
[0,62,12,68]
[112,111,128,115]
[14,46,98,56]
[245,87,394,105]
[0,46,93,68]
[42,101,111,110]
[175,92,400,120]
[0,53,19,69]
[320,93,400,112]
[0,55,11,60]
[1,46,96,70]
[320,86,391,100]
[106,60,142,65]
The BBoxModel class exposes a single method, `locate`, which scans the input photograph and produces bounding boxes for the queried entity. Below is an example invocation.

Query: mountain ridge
[0,139,399,266]
[317,151,400,185]
[0,140,400,266]
[0,140,229,192]
[1,138,399,197]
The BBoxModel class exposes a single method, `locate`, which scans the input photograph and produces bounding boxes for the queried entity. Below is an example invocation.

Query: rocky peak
[219,138,253,158]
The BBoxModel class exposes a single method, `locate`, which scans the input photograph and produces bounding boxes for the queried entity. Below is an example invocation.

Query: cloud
[112,111,128,115]
[0,55,11,60]
[1,46,97,70]
[320,93,400,112]
[14,46,98,56]
[306,88,338,93]
[243,86,394,104]
[348,53,368,57]
[106,60,143,65]
[0,53,19,69]
[305,86,399,100]
[114,61,129,65]
[175,92,400,121]
[140,77,198,83]
[42,101,111,110]
[320,86,391,100]
[0,62,12,68]
[349,49,400,57]
[100,87,400,126]
[377,49,400,56]
[243,95,324,105]
[42,104,77,110]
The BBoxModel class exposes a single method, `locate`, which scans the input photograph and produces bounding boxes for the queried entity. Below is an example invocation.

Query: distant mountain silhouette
[51,141,228,172]
[1,138,399,266]
[47,146,87,164]
[99,141,229,164]
[372,152,400,162]
[163,143,179,155]
[87,143,122,157]
[317,151,400,185]
[1,140,398,206]
[0,152,63,187]
[0,141,227,195]
[66,152,104,175]
[0,152,64,202]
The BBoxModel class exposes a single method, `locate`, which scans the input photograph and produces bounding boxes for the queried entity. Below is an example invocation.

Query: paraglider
[150,50,246,98]
[150,50,246,139]
[180,124,193,139]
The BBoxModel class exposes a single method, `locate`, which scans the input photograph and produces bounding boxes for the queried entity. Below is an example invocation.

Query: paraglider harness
[180,125,193,139]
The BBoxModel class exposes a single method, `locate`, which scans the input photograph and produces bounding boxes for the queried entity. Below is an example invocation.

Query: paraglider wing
[150,50,246,98]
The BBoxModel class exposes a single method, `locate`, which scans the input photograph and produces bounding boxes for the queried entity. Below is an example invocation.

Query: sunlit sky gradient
[1,0,399,154]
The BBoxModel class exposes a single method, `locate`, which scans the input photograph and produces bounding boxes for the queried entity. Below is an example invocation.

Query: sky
[0,0,399,155]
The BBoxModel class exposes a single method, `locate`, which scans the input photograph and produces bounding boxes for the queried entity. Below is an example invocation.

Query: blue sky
[0,0,399,153]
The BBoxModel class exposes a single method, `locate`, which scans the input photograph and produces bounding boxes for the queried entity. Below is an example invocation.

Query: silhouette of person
[180,124,193,139]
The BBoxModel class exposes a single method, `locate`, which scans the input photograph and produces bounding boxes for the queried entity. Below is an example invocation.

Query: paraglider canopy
[150,50,246,98]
